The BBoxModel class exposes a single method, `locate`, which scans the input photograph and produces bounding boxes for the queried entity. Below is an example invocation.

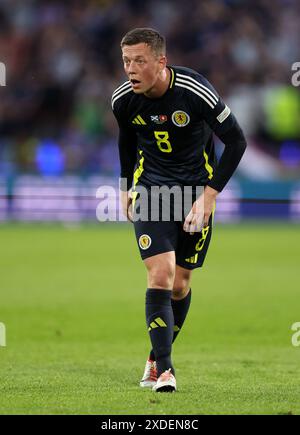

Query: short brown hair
[120,28,166,56]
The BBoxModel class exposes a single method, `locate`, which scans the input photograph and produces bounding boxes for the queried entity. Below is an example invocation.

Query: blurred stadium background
[1,0,300,415]
[0,0,300,221]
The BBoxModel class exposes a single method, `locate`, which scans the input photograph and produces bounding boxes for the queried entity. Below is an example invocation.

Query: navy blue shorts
[132,187,213,269]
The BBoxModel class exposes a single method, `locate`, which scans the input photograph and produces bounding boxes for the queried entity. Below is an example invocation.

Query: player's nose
[127,61,136,74]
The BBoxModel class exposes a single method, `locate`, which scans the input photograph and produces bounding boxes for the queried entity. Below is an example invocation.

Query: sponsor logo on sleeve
[217,105,231,123]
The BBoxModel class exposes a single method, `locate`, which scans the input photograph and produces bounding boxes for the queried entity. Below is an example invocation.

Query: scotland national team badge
[139,234,152,250]
[151,115,168,124]
[172,110,190,127]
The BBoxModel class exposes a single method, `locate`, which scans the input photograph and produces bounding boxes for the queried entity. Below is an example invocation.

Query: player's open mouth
[131,79,141,87]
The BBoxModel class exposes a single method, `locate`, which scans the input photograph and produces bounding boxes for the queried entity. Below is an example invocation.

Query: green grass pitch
[0,222,300,415]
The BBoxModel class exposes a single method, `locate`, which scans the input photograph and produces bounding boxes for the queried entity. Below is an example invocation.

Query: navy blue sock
[172,288,192,342]
[146,288,175,377]
[149,289,191,362]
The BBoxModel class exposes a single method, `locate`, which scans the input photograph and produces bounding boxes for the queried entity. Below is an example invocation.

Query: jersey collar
[168,66,175,90]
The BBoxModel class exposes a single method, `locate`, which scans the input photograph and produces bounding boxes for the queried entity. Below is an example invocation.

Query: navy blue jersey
[112,66,244,191]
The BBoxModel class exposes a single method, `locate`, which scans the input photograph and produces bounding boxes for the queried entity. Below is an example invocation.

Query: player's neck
[144,67,171,99]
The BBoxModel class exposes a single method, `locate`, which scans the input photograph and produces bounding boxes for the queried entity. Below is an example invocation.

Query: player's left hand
[183,186,218,234]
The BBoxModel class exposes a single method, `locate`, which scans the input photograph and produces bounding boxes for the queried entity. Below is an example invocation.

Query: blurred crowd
[0,0,299,179]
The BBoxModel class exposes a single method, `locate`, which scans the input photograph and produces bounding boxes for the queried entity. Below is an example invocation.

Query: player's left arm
[184,76,247,232]
[201,89,247,194]
[204,97,247,226]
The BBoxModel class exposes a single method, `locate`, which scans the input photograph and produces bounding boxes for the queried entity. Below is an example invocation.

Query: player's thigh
[133,219,178,289]
[133,219,178,261]
[144,251,176,290]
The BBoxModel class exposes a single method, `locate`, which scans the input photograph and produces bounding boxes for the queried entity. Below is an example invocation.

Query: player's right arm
[112,89,137,220]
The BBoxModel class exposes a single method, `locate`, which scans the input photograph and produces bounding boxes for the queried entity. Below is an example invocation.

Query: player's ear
[158,55,167,70]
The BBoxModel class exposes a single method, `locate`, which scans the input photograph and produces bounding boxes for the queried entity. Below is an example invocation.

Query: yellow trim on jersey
[132,150,144,207]
[169,68,175,89]
[133,150,144,187]
[203,149,214,180]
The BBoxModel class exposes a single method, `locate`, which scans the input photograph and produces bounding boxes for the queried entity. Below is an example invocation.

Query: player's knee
[148,269,174,289]
[145,253,176,289]
[172,272,191,299]
[172,286,189,300]
[148,263,175,289]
